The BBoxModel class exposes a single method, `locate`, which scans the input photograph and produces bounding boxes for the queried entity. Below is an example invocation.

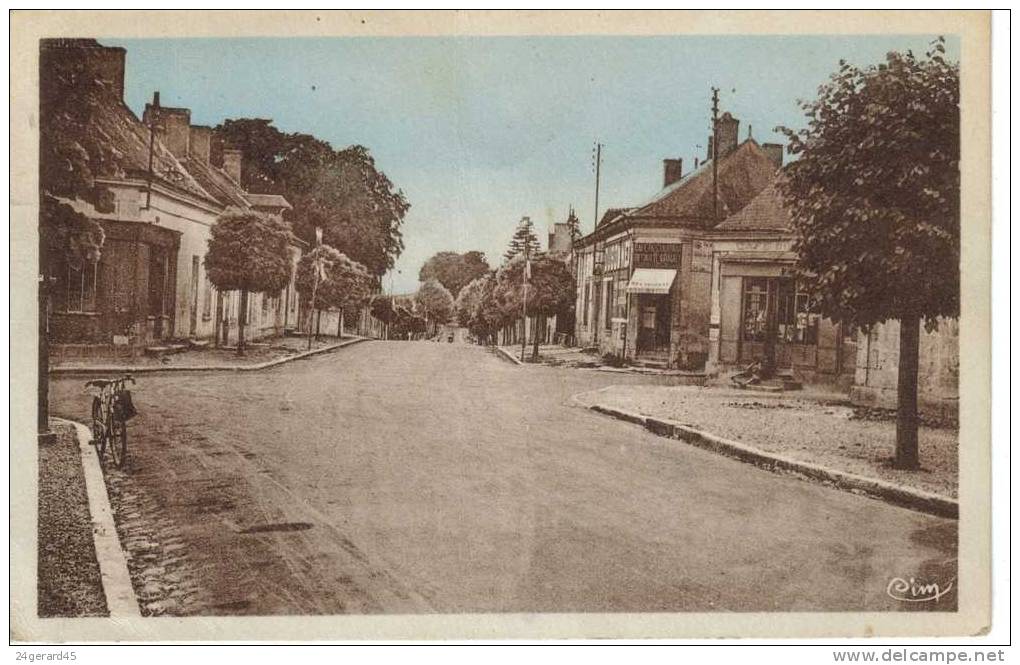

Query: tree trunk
[532,314,543,361]
[338,310,345,338]
[894,314,921,470]
[214,290,223,348]
[315,310,322,340]
[237,289,248,356]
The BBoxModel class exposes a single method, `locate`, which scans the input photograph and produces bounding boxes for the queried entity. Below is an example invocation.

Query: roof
[597,207,633,228]
[179,156,251,209]
[714,179,793,233]
[628,139,778,224]
[245,192,293,210]
[90,96,217,205]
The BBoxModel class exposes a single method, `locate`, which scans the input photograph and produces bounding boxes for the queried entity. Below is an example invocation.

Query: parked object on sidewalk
[86,374,136,469]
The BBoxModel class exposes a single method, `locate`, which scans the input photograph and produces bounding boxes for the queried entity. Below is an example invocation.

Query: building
[573,113,782,369]
[42,39,303,358]
[707,180,858,388]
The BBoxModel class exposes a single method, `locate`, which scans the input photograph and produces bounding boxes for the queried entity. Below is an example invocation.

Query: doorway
[636,294,671,358]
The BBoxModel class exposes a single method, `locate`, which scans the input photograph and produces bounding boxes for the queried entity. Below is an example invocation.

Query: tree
[295,244,372,338]
[204,209,293,355]
[776,38,959,470]
[38,40,118,434]
[565,207,583,245]
[419,250,491,298]
[494,253,575,360]
[415,278,455,335]
[503,216,540,263]
[213,119,410,277]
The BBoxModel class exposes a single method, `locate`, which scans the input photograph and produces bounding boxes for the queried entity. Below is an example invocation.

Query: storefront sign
[691,240,713,273]
[633,242,682,269]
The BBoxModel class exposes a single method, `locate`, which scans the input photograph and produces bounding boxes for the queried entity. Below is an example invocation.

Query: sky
[108,35,958,293]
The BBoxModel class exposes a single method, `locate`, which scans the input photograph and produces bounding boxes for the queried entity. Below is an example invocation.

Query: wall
[851,318,959,419]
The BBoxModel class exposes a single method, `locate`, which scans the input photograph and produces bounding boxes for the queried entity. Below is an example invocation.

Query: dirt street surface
[49,341,957,615]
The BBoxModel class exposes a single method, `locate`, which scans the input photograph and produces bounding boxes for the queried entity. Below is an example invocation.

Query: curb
[494,346,524,366]
[586,403,958,519]
[53,418,141,617]
[49,336,369,376]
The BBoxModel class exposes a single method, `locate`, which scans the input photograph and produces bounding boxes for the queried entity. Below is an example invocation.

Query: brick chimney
[143,102,191,158]
[189,126,212,164]
[40,39,126,100]
[717,112,740,155]
[663,158,683,187]
[222,148,243,183]
[762,142,784,169]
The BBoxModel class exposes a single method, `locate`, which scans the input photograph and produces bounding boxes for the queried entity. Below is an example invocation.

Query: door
[637,294,671,356]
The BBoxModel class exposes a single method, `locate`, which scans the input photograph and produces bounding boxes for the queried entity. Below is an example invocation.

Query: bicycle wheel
[109,416,127,469]
[91,398,108,463]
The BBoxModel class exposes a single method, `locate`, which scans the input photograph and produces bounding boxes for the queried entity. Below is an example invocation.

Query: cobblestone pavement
[49,342,956,614]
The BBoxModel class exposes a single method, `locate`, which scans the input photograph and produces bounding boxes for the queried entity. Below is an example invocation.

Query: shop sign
[633,242,682,268]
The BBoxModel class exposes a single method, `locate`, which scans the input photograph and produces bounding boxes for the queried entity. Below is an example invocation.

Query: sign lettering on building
[691,240,713,273]
[633,242,682,269]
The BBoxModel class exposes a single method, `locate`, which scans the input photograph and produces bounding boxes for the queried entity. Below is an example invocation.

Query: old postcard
[10,10,992,641]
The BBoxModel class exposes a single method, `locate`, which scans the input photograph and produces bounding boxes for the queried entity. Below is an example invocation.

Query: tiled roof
[179,156,251,209]
[597,207,632,228]
[245,192,293,210]
[714,179,793,232]
[627,139,778,225]
[90,97,216,204]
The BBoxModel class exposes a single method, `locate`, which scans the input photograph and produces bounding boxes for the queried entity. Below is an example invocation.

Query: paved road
[50,341,956,615]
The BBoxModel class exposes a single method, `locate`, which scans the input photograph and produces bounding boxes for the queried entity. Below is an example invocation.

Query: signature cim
[886,577,954,603]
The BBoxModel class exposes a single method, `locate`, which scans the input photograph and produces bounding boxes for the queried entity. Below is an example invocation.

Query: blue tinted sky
[108,35,957,292]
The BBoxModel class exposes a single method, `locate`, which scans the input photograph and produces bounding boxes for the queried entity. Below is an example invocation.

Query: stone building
[42,39,303,358]
[573,113,782,369]
[707,180,858,388]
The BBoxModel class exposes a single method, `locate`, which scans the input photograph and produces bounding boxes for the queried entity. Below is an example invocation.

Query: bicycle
[86,375,136,469]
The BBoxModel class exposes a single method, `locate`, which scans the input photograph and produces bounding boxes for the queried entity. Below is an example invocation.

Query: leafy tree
[213,119,409,277]
[503,216,540,263]
[777,38,959,469]
[295,244,372,337]
[494,253,575,360]
[204,209,293,354]
[419,250,491,298]
[415,278,455,335]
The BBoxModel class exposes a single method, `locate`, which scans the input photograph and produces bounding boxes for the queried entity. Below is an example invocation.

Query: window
[777,280,818,345]
[742,278,819,344]
[604,280,614,329]
[65,261,98,313]
[582,281,591,327]
[742,278,769,342]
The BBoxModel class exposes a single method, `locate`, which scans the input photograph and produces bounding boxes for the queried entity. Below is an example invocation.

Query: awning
[626,268,677,295]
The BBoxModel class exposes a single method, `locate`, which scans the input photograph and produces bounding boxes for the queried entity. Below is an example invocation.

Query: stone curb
[49,336,369,376]
[494,346,524,366]
[587,403,958,519]
[52,418,141,617]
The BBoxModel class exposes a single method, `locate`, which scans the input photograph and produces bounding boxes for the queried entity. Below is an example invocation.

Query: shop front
[716,253,855,386]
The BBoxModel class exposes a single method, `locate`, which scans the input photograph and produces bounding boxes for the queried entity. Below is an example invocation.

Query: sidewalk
[51,335,365,374]
[575,384,958,500]
[38,422,108,617]
[498,343,706,379]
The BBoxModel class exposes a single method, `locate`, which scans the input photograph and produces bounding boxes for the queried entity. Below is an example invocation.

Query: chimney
[40,39,127,101]
[143,102,191,158]
[717,112,740,155]
[222,148,243,183]
[663,158,683,187]
[189,125,212,164]
[762,142,784,169]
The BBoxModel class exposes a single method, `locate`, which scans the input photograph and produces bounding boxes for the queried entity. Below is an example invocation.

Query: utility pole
[711,87,720,221]
[592,142,603,344]
[520,218,530,363]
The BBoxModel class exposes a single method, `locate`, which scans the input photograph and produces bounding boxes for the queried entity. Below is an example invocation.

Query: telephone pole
[520,222,530,363]
[711,87,720,220]
[592,141,603,344]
